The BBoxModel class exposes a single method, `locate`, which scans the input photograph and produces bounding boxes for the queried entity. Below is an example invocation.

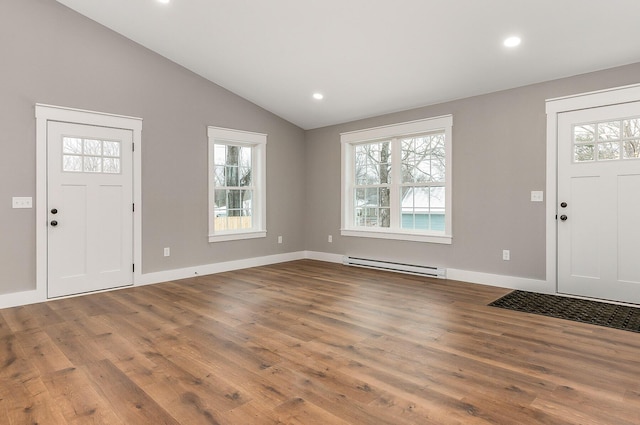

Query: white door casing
[47,122,133,297]
[36,104,142,300]
[556,101,640,304]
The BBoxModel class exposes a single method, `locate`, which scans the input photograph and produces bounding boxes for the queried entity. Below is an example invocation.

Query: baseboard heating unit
[343,256,446,279]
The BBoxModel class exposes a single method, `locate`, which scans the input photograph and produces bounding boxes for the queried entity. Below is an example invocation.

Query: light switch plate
[530,191,544,202]
[12,197,33,208]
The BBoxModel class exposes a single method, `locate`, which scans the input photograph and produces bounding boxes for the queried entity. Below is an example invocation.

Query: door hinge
[133,203,135,212]
[133,264,135,272]
[132,142,135,152]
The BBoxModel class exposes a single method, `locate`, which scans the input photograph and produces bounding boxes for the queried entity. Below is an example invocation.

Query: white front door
[47,121,134,298]
[557,101,640,304]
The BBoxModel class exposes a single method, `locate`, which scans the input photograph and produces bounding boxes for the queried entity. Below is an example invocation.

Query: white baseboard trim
[0,251,307,309]
[446,268,552,293]
[0,289,44,310]
[304,251,343,263]
[0,250,553,310]
[136,251,307,287]
[304,251,552,293]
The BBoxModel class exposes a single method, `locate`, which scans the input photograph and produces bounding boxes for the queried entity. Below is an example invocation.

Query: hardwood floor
[2,259,640,424]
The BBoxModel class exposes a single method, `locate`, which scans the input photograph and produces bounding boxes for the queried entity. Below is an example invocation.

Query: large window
[341,115,452,244]
[208,126,266,242]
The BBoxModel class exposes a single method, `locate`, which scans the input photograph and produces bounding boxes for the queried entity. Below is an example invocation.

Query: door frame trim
[35,104,143,299]
[545,83,640,294]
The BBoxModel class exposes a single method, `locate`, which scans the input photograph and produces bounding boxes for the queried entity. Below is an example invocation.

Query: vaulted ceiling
[56,0,640,129]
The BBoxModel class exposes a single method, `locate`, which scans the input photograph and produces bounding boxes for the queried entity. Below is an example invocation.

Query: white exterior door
[47,121,134,298]
[557,101,640,304]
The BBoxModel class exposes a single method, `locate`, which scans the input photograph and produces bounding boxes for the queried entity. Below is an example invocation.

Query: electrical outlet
[164,247,170,257]
[502,250,510,261]
[278,236,283,244]
[328,235,333,243]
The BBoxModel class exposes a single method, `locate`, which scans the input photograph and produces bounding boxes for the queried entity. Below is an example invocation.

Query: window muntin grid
[351,131,447,232]
[353,140,391,228]
[400,133,446,231]
[62,137,121,173]
[573,117,640,162]
[213,144,254,232]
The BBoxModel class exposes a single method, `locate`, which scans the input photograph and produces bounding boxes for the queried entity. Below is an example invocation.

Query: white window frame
[208,126,267,242]
[340,115,453,244]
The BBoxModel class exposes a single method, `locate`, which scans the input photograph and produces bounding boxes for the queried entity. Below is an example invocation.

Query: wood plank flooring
[2,259,640,424]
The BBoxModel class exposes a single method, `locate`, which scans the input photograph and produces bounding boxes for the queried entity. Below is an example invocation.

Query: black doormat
[489,290,640,333]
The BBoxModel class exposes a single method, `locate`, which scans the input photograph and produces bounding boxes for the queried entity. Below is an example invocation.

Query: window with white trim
[341,115,452,244]
[208,126,267,242]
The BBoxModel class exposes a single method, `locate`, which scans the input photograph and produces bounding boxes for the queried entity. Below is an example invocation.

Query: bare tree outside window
[574,118,640,162]
[352,132,446,231]
[400,134,446,231]
[214,144,253,231]
[354,141,391,227]
[623,118,640,159]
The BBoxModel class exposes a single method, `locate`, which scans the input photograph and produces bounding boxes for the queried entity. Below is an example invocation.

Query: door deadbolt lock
[560,202,567,208]
[51,208,58,214]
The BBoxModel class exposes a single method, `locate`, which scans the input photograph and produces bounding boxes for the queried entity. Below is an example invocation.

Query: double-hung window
[208,126,267,242]
[341,115,452,244]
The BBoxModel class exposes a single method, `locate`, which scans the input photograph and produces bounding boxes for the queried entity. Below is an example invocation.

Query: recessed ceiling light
[503,36,521,48]
[157,0,170,4]
[312,93,324,100]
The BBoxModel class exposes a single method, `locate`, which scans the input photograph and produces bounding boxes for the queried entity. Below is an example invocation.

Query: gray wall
[0,0,306,295]
[305,62,640,280]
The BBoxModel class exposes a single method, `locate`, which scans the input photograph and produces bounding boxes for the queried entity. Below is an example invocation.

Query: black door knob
[560,215,568,221]
[51,208,58,214]
[560,202,567,208]
[50,220,58,226]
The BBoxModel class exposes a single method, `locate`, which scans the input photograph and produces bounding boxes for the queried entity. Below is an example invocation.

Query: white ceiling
[56,0,640,130]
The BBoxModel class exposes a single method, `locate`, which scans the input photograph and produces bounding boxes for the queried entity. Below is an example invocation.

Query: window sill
[209,230,267,243]
[341,228,452,244]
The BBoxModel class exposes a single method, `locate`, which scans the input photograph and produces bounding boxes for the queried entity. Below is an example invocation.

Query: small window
[62,137,121,174]
[341,115,452,244]
[208,127,267,242]
[573,117,640,162]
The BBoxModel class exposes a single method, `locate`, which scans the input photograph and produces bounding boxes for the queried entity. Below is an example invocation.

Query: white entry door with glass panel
[557,101,640,304]
[47,121,133,298]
